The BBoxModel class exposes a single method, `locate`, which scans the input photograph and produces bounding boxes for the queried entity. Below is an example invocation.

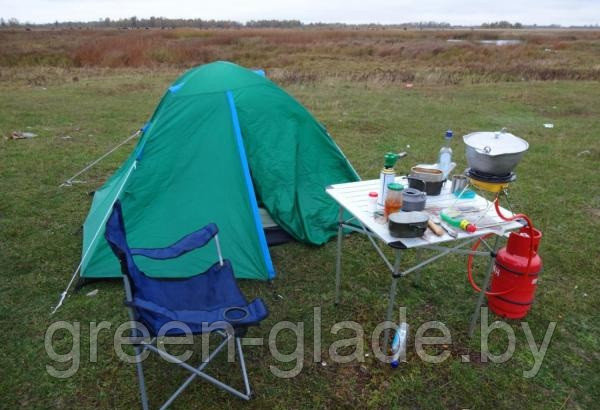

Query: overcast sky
[1,0,599,26]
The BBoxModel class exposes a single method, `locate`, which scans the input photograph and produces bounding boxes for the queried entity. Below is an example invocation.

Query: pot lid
[402,188,426,202]
[389,211,428,224]
[463,129,529,156]
[410,166,445,182]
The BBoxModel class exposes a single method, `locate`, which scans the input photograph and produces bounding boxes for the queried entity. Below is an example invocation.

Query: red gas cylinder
[488,227,543,319]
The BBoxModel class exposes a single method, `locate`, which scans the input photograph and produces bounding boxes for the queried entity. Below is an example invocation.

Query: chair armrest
[130,223,218,260]
[127,297,269,328]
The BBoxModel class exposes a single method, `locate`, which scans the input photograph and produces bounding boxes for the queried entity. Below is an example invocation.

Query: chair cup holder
[223,306,250,322]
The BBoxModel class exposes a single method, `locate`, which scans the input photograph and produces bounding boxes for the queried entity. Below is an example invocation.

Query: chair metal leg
[236,337,252,397]
[134,345,149,410]
[159,334,232,410]
[148,343,251,401]
[140,331,252,408]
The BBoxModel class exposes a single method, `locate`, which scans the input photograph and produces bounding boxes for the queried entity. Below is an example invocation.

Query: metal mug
[451,175,468,194]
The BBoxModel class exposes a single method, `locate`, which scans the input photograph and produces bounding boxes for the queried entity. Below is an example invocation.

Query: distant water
[447,39,523,46]
[479,39,523,45]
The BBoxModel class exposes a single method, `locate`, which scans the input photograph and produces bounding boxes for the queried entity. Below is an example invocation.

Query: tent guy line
[59,129,142,187]
[51,159,138,314]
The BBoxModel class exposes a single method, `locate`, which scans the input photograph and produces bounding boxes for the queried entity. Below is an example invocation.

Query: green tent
[81,61,359,281]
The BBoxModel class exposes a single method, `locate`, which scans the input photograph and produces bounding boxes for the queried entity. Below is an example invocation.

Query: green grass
[1,71,599,409]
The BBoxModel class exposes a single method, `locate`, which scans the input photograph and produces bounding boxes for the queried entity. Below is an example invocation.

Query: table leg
[334,206,344,305]
[413,248,423,287]
[468,235,500,337]
[383,249,402,348]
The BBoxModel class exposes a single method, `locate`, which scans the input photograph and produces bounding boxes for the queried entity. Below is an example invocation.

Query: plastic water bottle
[438,130,453,178]
[390,322,409,368]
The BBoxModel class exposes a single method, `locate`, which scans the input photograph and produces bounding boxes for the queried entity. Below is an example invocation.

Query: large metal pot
[463,128,529,175]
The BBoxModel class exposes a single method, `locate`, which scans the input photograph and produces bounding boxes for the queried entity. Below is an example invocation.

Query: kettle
[401,188,427,212]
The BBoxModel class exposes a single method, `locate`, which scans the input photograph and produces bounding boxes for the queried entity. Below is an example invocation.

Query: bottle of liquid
[368,192,378,216]
[378,151,407,207]
[390,322,409,368]
[378,152,398,207]
[438,130,453,178]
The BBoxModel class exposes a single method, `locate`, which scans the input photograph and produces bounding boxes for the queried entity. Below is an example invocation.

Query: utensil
[433,215,458,238]
[477,220,522,229]
[463,128,529,175]
[388,211,429,238]
[427,219,444,236]
[450,175,468,193]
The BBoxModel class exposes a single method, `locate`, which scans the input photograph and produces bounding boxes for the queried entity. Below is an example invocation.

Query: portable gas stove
[465,168,516,193]
[448,168,518,227]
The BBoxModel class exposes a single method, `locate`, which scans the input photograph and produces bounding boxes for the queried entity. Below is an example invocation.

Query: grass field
[1,28,599,409]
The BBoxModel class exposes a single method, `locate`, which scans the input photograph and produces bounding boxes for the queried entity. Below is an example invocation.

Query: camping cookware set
[378,127,541,320]
[385,128,528,238]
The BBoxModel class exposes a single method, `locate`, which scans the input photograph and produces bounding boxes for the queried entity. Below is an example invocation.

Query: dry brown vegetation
[1,27,599,85]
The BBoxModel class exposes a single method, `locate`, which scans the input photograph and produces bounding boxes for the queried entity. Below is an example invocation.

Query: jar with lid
[368,191,378,215]
[384,183,404,219]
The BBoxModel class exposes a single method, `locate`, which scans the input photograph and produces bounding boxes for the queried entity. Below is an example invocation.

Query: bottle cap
[384,152,398,168]
[387,183,404,191]
[445,129,453,139]
[368,192,378,198]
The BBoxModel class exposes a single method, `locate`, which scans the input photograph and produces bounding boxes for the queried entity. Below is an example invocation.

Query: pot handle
[473,145,493,155]
[409,223,423,235]
[493,127,508,140]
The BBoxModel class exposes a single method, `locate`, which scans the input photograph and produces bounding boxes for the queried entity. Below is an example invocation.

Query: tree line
[0,17,453,29]
[0,17,594,29]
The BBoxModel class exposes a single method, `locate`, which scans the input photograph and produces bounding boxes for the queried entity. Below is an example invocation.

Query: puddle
[478,39,523,46]
[447,39,523,46]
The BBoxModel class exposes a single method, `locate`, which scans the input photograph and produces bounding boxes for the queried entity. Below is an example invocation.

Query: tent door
[259,206,294,246]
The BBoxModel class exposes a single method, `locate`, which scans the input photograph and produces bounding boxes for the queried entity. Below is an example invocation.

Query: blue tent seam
[225,90,276,279]
[169,82,185,93]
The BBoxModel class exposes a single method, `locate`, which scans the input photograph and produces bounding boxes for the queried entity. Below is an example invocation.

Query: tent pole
[51,160,138,315]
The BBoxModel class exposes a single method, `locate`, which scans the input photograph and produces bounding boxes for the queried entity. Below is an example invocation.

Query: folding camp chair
[104,201,269,409]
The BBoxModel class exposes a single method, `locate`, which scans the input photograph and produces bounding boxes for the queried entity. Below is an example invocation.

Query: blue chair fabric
[104,201,268,336]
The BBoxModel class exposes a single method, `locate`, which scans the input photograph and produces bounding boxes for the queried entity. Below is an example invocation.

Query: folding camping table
[326,176,524,346]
